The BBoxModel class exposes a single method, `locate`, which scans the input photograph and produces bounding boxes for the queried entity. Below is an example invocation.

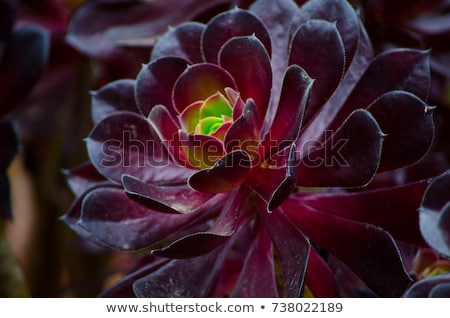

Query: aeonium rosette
[63,0,436,297]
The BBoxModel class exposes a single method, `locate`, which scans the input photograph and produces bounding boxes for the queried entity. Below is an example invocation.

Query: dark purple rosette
[63,0,436,297]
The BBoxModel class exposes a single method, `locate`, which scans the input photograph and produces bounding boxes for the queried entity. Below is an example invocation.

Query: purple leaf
[224,99,261,155]
[66,0,230,58]
[344,49,430,117]
[172,63,236,113]
[419,172,450,258]
[133,240,234,297]
[147,105,190,167]
[260,206,310,297]
[299,180,430,246]
[60,197,94,243]
[404,273,450,297]
[87,111,189,184]
[152,187,249,258]
[122,174,213,214]
[296,109,384,188]
[297,19,373,145]
[284,199,413,297]
[202,8,271,64]
[250,0,299,133]
[209,219,256,297]
[63,162,107,197]
[91,79,138,124]
[305,247,339,298]
[261,65,312,156]
[60,186,119,246]
[267,144,298,211]
[80,187,221,251]
[231,225,278,297]
[289,19,345,124]
[368,91,435,171]
[248,165,288,204]
[219,35,272,118]
[135,57,189,117]
[188,150,252,193]
[151,22,205,64]
[100,256,169,297]
[290,0,359,65]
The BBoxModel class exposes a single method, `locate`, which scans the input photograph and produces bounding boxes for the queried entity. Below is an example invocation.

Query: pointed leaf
[232,225,278,297]
[63,162,107,197]
[249,145,298,212]
[100,256,169,297]
[289,20,345,124]
[305,247,339,298]
[60,186,118,246]
[262,65,312,156]
[202,8,271,64]
[135,57,189,117]
[297,109,384,188]
[248,165,287,204]
[60,195,96,243]
[299,180,429,246]
[151,22,204,64]
[91,79,138,124]
[297,20,373,145]
[290,0,359,64]
[250,0,299,134]
[224,99,261,156]
[284,199,413,297]
[209,219,256,297]
[153,187,249,258]
[260,205,310,297]
[368,91,435,172]
[80,187,221,251]
[267,144,298,211]
[133,246,227,297]
[219,35,272,118]
[87,111,189,184]
[345,49,430,115]
[148,105,190,167]
[122,174,213,214]
[172,63,236,113]
[189,150,252,193]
